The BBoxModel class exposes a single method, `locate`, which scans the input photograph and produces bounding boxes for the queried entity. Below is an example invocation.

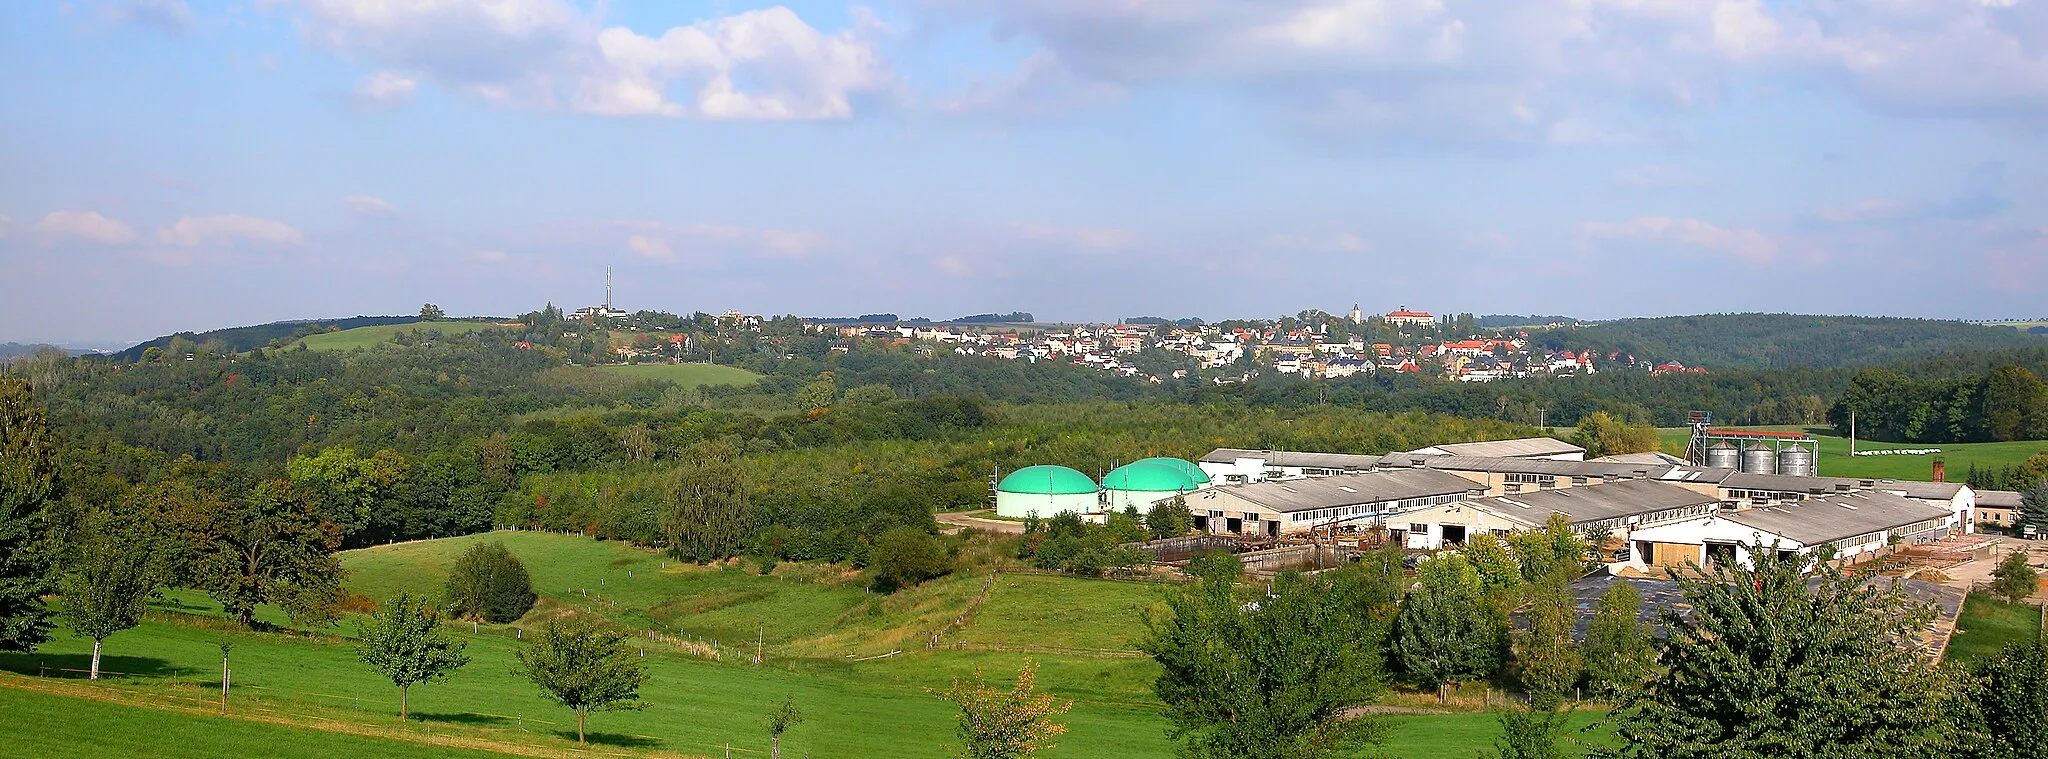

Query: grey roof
[1719,471,1859,494]
[1459,480,1721,527]
[1370,453,1675,480]
[1199,448,1382,470]
[1881,481,1966,500]
[1418,437,1585,458]
[1979,490,2025,508]
[1720,491,1952,545]
[1591,451,1690,466]
[1567,573,1964,656]
[1208,469,1484,514]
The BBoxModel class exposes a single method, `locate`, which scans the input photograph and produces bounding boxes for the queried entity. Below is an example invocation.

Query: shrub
[869,527,950,593]
[445,541,537,623]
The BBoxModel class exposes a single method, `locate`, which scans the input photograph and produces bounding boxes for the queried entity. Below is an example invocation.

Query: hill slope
[113,315,423,360]
[1531,313,2044,369]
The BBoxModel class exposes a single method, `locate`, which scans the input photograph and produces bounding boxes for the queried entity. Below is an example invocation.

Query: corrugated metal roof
[1979,490,2025,508]
[1720,491,1951,545]
[1198,448,1382,469]
[1882,481,1966,500]
[1458,480,1720,527]
[1422,437,1586,458]
[1370,453,1674,479]
[1590,451,1690,466]
[1208,469,1483,514]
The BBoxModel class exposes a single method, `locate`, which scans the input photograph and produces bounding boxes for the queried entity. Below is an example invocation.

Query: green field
[0,532,1577,758]
[593,363,763,389]
[1945,593,2043,665]
[0,683,499,759]
[295,321,511,352]
[1656,426,2046,482]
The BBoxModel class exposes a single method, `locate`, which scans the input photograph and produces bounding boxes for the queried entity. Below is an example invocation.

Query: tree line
[1832,364,2048,443]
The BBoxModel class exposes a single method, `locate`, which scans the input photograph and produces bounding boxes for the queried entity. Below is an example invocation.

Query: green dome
[1102,462,1198,492]
[1134,457,1210,485]
[997,465,1099,496]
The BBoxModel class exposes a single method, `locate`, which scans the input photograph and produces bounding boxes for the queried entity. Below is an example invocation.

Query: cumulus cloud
[156,214,304,247]
[917,0,2048,137]
[352,71,417,109]
[101,0,194,36]
[1577,216,1779,264]
[35,210,138,245]
[342,195,400,217]
[626,234,674,261]
[278,0,897,120]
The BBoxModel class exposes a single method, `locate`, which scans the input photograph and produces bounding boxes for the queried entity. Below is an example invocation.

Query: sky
[3,0,2047,346]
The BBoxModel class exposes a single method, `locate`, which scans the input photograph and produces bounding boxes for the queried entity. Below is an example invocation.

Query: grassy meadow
[295,321,513,352]
[1,531,1578,758]
[1945,593,2044,665]
[592,363,764,389]
[1656,426,2046,482]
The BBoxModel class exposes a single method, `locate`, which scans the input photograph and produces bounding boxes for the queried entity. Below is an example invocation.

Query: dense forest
[1531,314,2044,369]
[1832,365,2048,443]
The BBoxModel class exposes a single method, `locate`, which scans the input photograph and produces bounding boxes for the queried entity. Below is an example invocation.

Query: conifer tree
[1599,546,1946,759]
[0,379,60,651]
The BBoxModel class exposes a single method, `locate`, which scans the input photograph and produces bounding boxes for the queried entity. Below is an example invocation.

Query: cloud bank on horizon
[2,0,2045,342]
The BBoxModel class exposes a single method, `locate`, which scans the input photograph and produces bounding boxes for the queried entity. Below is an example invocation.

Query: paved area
[935,509,1026,535]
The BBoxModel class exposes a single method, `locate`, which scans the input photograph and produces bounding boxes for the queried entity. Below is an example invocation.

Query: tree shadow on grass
[0,653,178,679]
[549,731,662,748]
[414,712,510,726]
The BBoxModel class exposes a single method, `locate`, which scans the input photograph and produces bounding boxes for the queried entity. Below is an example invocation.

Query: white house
[1197,448,1383,484]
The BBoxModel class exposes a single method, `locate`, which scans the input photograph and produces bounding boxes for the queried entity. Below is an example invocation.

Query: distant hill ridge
[111,315,423,361]
[1533,313,2045,369]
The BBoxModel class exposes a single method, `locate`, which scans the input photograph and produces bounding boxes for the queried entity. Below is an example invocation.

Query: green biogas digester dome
[994,465,1100,518]
[1133,457,1211,485]
[1101,462,1199,509]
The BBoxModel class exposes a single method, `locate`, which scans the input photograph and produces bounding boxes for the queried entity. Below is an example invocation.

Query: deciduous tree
[1393,553,1504,695]
[355,592,469,720]
[1145,495,1194,540]
[513,614,647,746]
[765,696,804,759]
[60,510,157,679]
[1991,550,2039,605]
[930,660,1072,759]
[195,480,344,629]
[1580,581,1653,702]
[1142,555,1393,758]
[663,441,754,563]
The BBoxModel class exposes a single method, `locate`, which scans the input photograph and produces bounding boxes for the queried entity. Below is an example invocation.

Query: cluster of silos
[994,465,1100,518]
[1701,438,1815,477]
[1101,458,1211,510]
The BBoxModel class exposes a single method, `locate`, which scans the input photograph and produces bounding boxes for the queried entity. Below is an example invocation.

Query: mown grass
[1656,426,2046,482]
[1946,592,2043,665]
[0,683,498,759]
[294,321,511,351]
[8,532,1604,758]
[593,363,763,389]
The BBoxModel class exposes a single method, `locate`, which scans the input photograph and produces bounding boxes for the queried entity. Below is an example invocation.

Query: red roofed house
[1385,308,1435,326]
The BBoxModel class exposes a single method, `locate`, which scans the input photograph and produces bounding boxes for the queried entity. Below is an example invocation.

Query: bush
[445,541,537,623]
[869,527,950,593]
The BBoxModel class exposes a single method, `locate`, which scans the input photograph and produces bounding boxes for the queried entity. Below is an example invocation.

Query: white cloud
[352,71,417,109]
[279,1,897,121]
[1014,222,1132,252]
[156,214,304,247]
[626,234,674,261]
[1577,216,1778,264]
[918,0,2048,137]
[35,210,138,245]
[1269,231,1372,253]
[342,195,399,217]
[102,0,193,36]
[473,249,509,263]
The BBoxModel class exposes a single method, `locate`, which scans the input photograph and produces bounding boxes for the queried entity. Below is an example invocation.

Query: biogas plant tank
[1704,441,1740,469]
[1777,444,1815,477]
[1741,444,1777,475]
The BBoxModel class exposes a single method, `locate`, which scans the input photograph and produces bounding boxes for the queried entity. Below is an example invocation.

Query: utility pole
[605,266,613,309]
[1849,409,1857,456]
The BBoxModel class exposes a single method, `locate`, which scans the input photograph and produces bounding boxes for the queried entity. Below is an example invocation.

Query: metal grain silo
[1777,443,1815,477]
[1704,440,1741,469]
[1741,443,1777,475]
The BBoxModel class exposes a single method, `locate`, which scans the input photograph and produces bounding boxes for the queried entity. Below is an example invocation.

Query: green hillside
[593,363,764,388]
[1,532,1570,758]
[295,321,511,351]
[1535,313,2044,369]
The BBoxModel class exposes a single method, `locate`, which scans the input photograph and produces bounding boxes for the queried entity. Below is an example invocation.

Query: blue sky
[3,0,2046,345]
